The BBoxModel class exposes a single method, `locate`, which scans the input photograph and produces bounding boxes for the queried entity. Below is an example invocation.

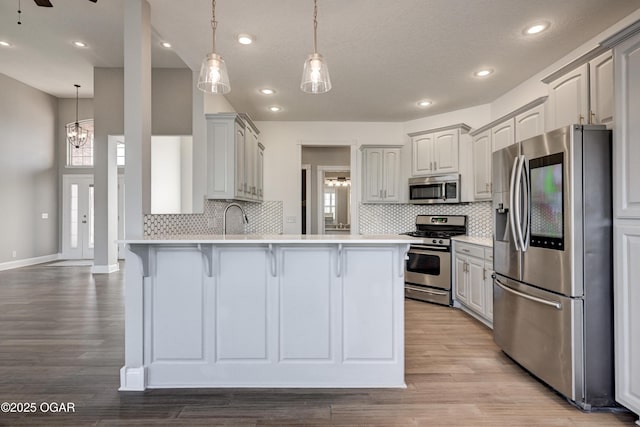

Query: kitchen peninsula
[119,234,417,390]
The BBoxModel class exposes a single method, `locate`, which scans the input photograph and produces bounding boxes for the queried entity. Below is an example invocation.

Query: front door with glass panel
[62,175,94,259]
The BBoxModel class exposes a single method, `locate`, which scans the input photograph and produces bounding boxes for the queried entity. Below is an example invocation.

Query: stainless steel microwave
[408,174,460,204]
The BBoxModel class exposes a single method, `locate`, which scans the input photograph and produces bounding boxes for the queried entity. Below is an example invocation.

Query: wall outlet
[12,250,16,258]
[286,216,296,223]
[41,213,49,219]
[207,217,215,228]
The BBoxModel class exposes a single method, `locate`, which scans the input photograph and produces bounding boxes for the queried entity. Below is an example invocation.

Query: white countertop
[120,234,421,245]
[451,236,493,247]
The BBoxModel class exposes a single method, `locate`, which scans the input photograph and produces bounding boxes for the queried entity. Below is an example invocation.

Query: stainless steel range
[403,215,467,306]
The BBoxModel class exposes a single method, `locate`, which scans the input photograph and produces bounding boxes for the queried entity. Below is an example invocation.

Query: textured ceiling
[0,0,639,121]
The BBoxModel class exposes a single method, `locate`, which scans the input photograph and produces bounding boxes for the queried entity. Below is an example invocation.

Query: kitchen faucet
[222,202,249,235]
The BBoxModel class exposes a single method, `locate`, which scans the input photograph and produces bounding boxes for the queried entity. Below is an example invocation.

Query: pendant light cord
[74,84,80,126]
[313,0,318,53]
[211,0,217,53]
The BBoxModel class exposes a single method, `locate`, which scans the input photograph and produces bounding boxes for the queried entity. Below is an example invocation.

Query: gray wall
[0,73,58,263]
[301,146,350,234]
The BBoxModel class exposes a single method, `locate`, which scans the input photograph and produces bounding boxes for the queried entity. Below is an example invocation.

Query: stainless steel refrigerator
[492,125,615,410]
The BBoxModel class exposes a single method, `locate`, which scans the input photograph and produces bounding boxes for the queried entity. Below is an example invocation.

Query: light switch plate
[41,213,49,219]
[286,216,296,223]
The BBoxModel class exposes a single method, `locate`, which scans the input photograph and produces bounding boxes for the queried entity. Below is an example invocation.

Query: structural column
[120,0,151,391]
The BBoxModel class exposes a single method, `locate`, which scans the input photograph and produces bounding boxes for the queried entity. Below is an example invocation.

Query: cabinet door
[235,126,246,198]
[454,255,468,304]
[362,149,384,202]
[491,119,515,152]
[515,103,545,142]
[382,149,401,202]
[547,63,589,131]
[433,129,459,173]
[411,135,434,176]
[614,222,640,416]
[245,127,258,199]
[472,130,492,200]
[484,260,493,323]
[589,50,614,127]
[256,144,264,200]
[467,256,485,314]
[614,35,640,218]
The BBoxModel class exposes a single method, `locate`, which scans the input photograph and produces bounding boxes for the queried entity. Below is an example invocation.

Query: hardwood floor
[0,263,636,426]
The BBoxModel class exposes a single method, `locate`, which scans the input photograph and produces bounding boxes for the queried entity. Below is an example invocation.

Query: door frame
[301,164,311,234]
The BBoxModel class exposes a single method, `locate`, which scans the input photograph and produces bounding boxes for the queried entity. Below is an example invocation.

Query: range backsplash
[144,200,284,236]
[358,201,493,237]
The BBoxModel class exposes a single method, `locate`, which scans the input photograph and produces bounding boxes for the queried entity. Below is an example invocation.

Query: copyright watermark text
[1,402,76,414]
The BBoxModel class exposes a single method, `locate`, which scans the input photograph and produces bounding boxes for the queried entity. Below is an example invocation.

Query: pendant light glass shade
[197,0,231,94]
[301,53,331,94]
[197,52,230,94]
[301,0,331,94]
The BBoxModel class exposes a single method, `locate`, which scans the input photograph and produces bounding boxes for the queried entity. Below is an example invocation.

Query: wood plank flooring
[0,263,636,426]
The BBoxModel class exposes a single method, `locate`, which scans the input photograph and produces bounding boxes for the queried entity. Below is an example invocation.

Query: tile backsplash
[359,201,493,237]
[144,200,283,236]
[144,200,492,238]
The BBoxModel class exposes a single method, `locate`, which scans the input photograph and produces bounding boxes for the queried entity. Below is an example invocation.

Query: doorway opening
[300,145,352,235]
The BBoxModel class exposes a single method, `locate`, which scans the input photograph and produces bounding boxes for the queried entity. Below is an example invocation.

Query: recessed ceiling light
[474,69,493,78]
[260,88,276,95]
[268,106,281,112]
[72,41,88,48]
[237,34,254,45]
[525,22,550,35]
[161,42,172,48]
[417,100,432,107]
[0,41,11,47]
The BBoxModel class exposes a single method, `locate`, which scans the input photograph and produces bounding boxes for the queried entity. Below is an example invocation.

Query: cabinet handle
[485,183,489,191]
[430,161,433,170]
[483,268,486,281]
[384,189,387,198]
[590,111,596,124]
[434,161,437,170]
[379,190,383,198]
[579,114,584,125]
[461,249,470,253]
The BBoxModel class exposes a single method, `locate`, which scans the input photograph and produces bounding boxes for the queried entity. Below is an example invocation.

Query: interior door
[62,175,95,259]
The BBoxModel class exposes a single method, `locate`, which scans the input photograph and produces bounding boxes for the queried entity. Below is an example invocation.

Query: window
[116,140,125,166]
[324,189,336,222]
[67,119,94,167]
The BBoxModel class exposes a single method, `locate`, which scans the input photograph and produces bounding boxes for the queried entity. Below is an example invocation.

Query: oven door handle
[409,246,450,253]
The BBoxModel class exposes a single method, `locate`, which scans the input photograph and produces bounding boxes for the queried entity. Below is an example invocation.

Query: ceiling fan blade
[34,0,53,6]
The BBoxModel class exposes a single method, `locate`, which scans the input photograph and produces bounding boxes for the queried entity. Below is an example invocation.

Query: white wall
[151,136,182,213]
[255,121,404,234]
[0,73,58,264]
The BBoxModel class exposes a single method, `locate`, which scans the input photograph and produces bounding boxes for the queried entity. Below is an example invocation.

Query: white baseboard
[91,263,120,274]
[119,366,146,391]
[0,253,61,272]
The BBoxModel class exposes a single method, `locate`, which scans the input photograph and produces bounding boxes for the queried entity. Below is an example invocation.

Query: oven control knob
[432,239,437,244]
[439,240,443,244]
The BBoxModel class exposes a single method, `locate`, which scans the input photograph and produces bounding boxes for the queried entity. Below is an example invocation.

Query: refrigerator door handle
[495,279,562,310]
[521,155,530,252]
[514,155,526,250]
[509,156,520,251]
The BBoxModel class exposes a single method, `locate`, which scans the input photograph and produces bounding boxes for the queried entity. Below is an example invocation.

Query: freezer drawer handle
[495,279,562,310]
[406,285,448,296]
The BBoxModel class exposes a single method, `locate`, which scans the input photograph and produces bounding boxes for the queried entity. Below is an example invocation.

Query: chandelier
[66,84,89,149]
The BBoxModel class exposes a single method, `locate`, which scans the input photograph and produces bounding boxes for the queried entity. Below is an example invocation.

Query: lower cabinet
[453,241,493,328]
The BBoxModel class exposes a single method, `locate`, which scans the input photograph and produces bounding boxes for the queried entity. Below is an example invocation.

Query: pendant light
[67,84,89,149]
[197,0,231,94]
[300,0,331,94]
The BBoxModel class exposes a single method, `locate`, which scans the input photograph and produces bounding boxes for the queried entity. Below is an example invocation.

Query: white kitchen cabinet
[361,147,401,203]
[613,32,640,422]
[589,50,614,127]
[515,102,545,142]
[472,129,492,200]
[256,142,265,201]
[206,113,264,202]
[409,124,470,176]
[453,241,493,328]
[545,50,613,131]
[491,118,515,153]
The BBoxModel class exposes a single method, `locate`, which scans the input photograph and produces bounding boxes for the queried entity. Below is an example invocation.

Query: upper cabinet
[206,113,264,202]
[544,50,613,131]
[361,146,401,203]
[515,102,545,143]
[409,124,470,176]
[469,97,547,201]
